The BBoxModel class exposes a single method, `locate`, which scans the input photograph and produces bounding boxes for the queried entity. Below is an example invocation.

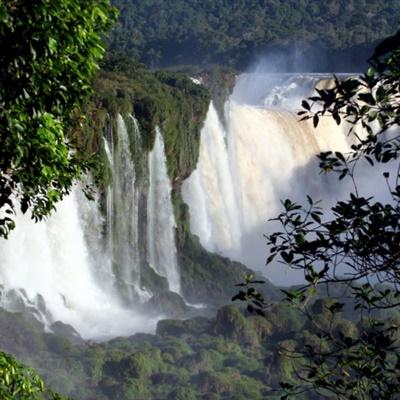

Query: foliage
[0,291,371,400]
[0,0,116,237]
[0,351,69,400]
[0,302,326,399]
[108,0,400,68]
[237,32,400,399]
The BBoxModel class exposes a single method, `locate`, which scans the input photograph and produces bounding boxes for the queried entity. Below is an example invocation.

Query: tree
[235,32,400,399]
[0,0,116,238]
[0,351,70,399]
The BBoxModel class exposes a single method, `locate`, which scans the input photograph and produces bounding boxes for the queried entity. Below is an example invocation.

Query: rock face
[214,305,260,346]
[50,321,84,345]
[144,291,190,318]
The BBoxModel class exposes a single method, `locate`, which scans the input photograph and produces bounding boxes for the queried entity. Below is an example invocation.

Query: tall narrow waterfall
[182,74,351,284]
[147,128,181,294]
[107,115,149,302]
[181,103,241,253]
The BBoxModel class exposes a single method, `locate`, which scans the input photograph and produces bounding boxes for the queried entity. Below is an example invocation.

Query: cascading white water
[0,189,157,340]
[147,128,181,294]
[232,73,342,108]
[182,74,351,284]
[181,103,242,254]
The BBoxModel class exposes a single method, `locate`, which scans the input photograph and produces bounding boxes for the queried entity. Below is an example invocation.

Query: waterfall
[0,189,157,340]
[147,128,181,294]
[107,115,150,302]
[103,136,114,256]
[0,114,171,339]
[182,74,351,284]
[181,103,241,253]
[0,112,184,338]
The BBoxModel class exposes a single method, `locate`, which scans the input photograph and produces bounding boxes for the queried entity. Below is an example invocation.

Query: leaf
[313,114,319,128]
[281,251,294,263]
[328,302,344,313]
[358,92,376,105]
[332,112,341,125]
[335,152,345,162]
[311,212,321,223]
[365,156,374,166]
[339,169,348,180]
[48,37,57,53]
[280,382,294,389]
[232,292,246,301]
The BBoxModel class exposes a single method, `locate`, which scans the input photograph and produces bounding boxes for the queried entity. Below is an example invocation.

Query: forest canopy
[108,0,400,69]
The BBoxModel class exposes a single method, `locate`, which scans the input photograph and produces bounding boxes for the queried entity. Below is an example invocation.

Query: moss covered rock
[102,348,163,380]
[145,291,190,319]
[214,305,259,346]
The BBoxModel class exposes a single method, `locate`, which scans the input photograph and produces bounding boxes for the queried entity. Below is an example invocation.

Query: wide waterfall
[182,74,351,284]
[147,128,181,294]
[0,115,181,339]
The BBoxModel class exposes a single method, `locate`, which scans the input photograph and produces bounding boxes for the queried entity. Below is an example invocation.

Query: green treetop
[0,0,116,237]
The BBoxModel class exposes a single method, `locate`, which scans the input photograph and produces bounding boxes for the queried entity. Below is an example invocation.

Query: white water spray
[0,189,156,340]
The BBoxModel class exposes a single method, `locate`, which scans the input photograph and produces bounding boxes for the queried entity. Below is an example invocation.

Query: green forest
[108,0,400,68]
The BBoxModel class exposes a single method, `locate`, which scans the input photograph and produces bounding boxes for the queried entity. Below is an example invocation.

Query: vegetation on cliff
[84,54,210,184]
[83,55,265,305]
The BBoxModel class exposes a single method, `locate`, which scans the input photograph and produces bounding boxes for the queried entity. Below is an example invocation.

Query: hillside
[107,0,400,70]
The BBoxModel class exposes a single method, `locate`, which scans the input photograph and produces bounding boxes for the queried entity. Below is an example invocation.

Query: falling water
[181,103,241,254]
[147,128,181,294]
[108,115,150,302]
[103,136,114,255]
[182,74,351,284]
[0,189,156,340]
[0,114,166,339]
[0,113,185,337]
